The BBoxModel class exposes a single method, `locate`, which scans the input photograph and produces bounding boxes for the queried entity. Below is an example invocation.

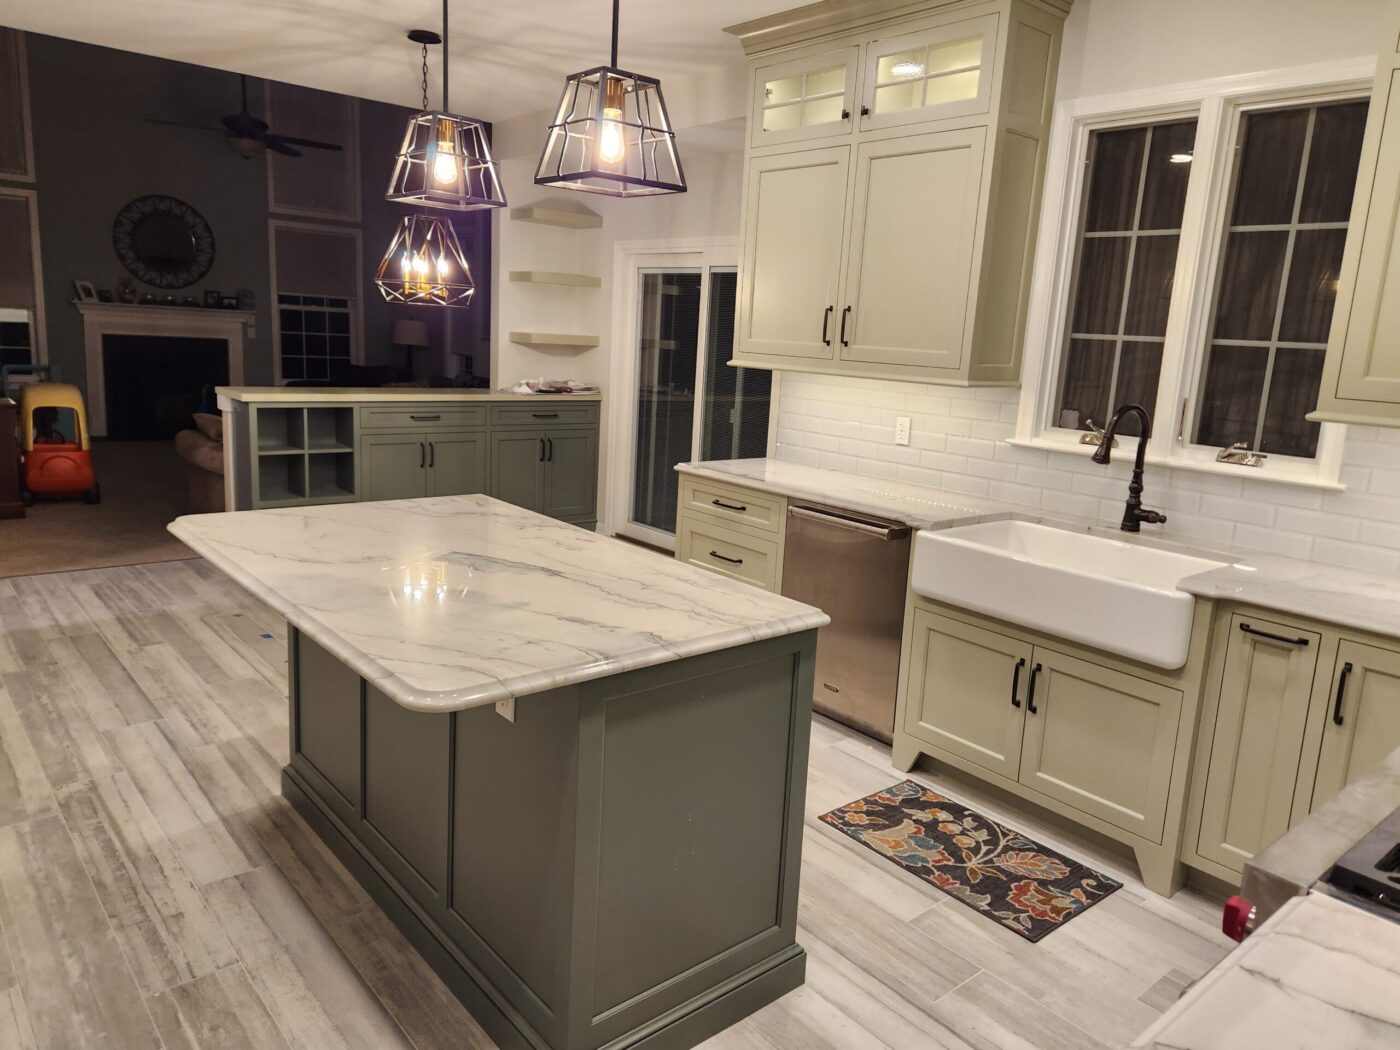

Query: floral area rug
[820,780,1121,942]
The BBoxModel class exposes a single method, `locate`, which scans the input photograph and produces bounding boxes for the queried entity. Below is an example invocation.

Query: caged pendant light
[373,213,475,308]
[386,2,506,211]
[534,0,686,197]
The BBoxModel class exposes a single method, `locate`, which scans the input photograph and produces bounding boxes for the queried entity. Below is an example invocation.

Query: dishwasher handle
[788,505,908,540]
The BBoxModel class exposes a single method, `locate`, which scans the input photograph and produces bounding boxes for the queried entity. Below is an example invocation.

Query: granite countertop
[680,458,1400,639]
[1130,891,1400,1048]
[168,495,827,712]
[216,386,602,403]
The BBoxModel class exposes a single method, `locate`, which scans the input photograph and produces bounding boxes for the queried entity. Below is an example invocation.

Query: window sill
[1005,436,1347,492]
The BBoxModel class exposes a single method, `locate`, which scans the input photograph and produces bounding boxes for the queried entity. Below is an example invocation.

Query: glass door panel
[860,15,997,133]
[701,270,772,461]
[750,46,858,149]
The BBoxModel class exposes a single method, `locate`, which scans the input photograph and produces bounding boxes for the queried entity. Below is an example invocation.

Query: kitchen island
[169,495,827,1050]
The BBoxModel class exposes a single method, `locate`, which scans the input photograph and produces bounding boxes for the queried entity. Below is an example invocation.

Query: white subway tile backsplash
[773,373,1400,573]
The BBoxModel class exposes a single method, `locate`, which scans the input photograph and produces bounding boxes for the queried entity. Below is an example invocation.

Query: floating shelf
[508,331,600,351]
[510,205,602,229]
[509,270,603,289]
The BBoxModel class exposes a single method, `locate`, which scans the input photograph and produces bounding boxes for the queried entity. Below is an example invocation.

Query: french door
[614,244,773,549]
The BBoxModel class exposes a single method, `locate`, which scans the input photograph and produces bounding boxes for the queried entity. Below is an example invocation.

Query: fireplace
[102,335,229,440]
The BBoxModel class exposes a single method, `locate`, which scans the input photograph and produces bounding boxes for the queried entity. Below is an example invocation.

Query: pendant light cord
[442,0,450,112]
[610,0,619,69]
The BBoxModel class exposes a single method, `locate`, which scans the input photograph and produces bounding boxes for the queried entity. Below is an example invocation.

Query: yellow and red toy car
[18,383,100,504]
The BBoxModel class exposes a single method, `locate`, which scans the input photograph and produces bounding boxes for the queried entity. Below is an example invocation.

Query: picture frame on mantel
[73,279,97,303]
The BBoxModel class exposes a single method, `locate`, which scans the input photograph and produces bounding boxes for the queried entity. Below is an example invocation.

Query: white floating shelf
[510,205,602,229]
[508,331,600,351]
[509,270,603,289]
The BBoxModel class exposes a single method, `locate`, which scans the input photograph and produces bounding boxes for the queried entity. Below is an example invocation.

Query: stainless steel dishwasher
[781,501,911,743]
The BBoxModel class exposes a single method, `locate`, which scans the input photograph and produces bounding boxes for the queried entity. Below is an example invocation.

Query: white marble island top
[169,496,828,712]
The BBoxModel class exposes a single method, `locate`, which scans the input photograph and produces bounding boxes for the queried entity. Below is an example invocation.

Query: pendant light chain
[442,0,450,113]
[419,42,430,111]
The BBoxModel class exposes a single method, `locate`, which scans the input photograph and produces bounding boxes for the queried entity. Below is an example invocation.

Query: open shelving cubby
[257,453,308,505]
[307,451,356,501]
[252,404,358,506]
[256,406,306,452]
[306,406,355,451]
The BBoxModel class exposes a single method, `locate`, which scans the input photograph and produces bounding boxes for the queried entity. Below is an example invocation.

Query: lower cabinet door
[489,431,546,513]
[426,432,488,497]
[1195,614,1320,873]
[541,428,599,521]
[1019,648,1182,842]
[1312,639,1400,807]
[901,609,1030,781]
[361,433,428,502]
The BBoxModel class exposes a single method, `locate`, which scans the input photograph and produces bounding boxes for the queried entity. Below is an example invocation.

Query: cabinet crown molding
[725,0,1071,56]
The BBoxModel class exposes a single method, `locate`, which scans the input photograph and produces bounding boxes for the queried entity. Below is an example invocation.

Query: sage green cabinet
[488,428,597,523]
[1189,615,1321,875]
[361,431,488,503]
[1311,640,1400,805]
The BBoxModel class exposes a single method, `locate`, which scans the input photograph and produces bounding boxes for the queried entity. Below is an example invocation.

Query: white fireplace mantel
[75,301,255,437]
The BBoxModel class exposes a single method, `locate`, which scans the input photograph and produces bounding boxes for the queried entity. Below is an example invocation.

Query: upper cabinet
[726,0,1070,386]
[1312,26,1400,425]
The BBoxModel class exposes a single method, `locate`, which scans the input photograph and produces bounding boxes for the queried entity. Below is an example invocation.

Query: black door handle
[428,441,435,468]
[532,412,560,419]
[709,550,743,565]
[822,305,833,346]
[546,437,553,462]
[1010,657,1025,709]
[538,438,545,462]
[1334,661,1354,726]
[409,414,441,421]
[711,498,747,512]
[1240,622,1309,646]
[860,104,870,117]
[839,306,851,347]
[1026,663,1042,714]
[419,441,425,469]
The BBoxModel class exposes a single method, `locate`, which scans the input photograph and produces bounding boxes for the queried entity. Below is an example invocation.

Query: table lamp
[392,319,430,379]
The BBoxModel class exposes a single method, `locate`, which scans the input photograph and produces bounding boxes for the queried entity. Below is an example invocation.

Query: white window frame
[0,186,46,364]
[1015,57,1375,490]
[267,219,364,384]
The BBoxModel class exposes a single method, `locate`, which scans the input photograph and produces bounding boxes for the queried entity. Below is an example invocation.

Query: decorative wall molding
[75,301,253,436]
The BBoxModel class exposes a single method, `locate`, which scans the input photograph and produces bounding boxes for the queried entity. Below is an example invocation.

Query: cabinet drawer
[677,518,779,591]
[679,476,784,536]
[360,404,487,430]
[490,403,599,428]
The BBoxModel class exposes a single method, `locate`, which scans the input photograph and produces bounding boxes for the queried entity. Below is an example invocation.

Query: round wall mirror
[112,195,216,289]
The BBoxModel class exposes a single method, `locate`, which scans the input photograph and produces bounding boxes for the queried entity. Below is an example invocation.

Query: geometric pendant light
[373,214,475,308]
[534,0,686,197]
[385,2,506,211]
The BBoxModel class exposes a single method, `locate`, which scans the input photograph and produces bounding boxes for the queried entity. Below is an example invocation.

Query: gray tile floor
[0,560,1232,1049]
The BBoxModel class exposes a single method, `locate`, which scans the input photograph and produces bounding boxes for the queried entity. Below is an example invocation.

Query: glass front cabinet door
[859,14,998,133]
[750,46,859,149]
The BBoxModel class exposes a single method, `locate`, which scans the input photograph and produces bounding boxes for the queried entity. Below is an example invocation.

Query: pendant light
[534,0,686,197]
[385,2,506,210]
[373,213,475,308]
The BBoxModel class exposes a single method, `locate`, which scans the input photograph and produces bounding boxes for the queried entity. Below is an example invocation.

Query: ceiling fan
[148,74,343,159]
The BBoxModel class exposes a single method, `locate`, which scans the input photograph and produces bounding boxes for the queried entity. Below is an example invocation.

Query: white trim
[1016,57,1374,491]
[265,85,362,222]
[75,302,254,436]
[0,186,47,364]
[267,218,365,384]
[0,29,35,183]
[606,237,739,545]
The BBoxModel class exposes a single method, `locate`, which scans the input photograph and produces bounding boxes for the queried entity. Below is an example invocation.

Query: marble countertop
[1131,891,1400,1048]
[216,386,602,403]
[680,458,1400,639]
[168,495,827,712]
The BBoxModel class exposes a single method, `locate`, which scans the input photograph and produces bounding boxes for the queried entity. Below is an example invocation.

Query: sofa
[174,412,225,513]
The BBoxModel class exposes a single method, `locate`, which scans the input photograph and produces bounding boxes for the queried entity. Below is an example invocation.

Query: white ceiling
[0,0,789,123]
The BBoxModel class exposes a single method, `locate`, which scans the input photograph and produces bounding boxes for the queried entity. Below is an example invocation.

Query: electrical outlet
[894,416,911,446]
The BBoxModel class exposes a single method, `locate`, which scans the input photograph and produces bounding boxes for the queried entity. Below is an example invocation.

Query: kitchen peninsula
[168,495,827,1050]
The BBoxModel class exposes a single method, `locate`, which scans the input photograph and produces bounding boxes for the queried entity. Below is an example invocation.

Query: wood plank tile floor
[0,559,1233,1050]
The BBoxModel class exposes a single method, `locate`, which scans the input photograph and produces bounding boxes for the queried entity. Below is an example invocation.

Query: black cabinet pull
[410,414,441,422]
[538,438,545,463]
[1240,622,1309,646]
[822,305,833,346]
[531,412,560,419]
[709,550,743,565]
[711,498,748,512]
[839,306,851,347]
[860,104,870,116]
[428,442,435,468]
[546,437,553,462]
[1333,661,1354,726]
[1010,657,1025,709]
[841,108,851,120]
[1026,662,1042,714]
[419,442,425,469]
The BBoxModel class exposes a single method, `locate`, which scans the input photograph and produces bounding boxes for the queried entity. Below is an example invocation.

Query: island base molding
[283,627,818,1050]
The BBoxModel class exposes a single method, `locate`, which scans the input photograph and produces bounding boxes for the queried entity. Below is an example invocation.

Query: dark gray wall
[21,32,492,393]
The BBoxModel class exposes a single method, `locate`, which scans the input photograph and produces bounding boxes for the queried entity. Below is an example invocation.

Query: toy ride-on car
[18,383,100,505]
